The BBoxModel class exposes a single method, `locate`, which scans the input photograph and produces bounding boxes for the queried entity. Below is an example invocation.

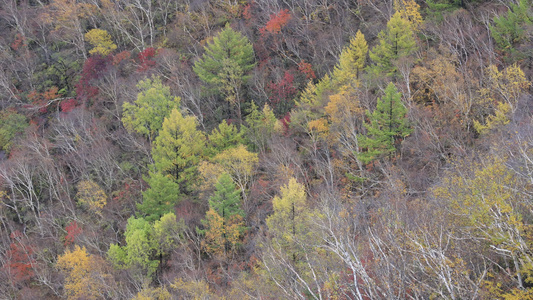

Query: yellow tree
[199,208,245,259]
[394,0,424,31]
[434,157,532,290]
[76,179,106,216]
[485,64,531,113]
[199,144,258,203]
[85,29,117,56]
[57,245,110,300]
[332,30,368,87]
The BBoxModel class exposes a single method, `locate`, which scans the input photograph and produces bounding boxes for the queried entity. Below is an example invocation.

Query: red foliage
[242,3,253,20]
[260,9,291,35]
[298,61,316,80]
[75,55,111,102]
[64,221,83,246]
[137,47,158,72]
[113,50,131,66]
[4,231,35,283]
[11,33,26,51]
[60,98,77,113]
[267,71,297,113]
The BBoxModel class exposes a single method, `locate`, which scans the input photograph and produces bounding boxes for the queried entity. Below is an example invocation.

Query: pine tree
[332,30,368,88]
[206,120,244,156]
[138,172,180,222]
[193,24,255,122]
[152,108,205,194]
[209,173,244,220]
[266,178,316,263]
[368,11,417,78]
[358,82,411,163]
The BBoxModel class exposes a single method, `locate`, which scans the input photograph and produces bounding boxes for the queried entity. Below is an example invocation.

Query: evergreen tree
[209,173,244,220]
[332,29,368,87]
[243,102,279,152]
[193,24,255,122]
[490,0,532,60]
[206,120,244,156]
[358,82,411,163]
[152,108,205,193]
[368,11,417,78]
[138,172,180,222]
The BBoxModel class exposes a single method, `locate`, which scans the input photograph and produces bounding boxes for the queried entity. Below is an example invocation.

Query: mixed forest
[0,0,533,298]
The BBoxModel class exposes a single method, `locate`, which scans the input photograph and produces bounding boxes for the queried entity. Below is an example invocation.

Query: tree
[394,0,423,31]
[332,30,368,87]
[209,173,244,219]
[490,0,532,59]
[358,82,411,163]
[108,216,159,278]
[368,11,417,78]
[122,77,180,142]
[266,178,313,261]
[206,120,244,157]
[57,245,110,300]
[193,23,255,122]
[0,110,27,153]
[243,102,280,153]
[261,178,324,299]
[199,144,258,203]
[76,179,106,216]
[85,29,117,56]
[138,172,180,222]
[151,108,205,194]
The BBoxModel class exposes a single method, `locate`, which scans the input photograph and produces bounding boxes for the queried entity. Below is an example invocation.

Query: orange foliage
[261,9,291,34]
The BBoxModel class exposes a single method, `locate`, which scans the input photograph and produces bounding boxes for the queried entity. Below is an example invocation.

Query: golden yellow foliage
[76,180,106,215]
[85,29,117,56]
[473,101,511,134]
[200,208,245,258]
[57,245,109,300]
[394,0,423,31]
[486,64,531,112]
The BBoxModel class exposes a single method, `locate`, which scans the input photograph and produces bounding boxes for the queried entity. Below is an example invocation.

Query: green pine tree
[193,24,255,123]
[368,11,417,78]
[206,120,244,157]
[208,173,244,220]
[358,82,411,164]
[138,172,180,222]
[490,0,532,60]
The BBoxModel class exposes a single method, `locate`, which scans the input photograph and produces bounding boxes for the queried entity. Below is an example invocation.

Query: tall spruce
[358,82,411,163]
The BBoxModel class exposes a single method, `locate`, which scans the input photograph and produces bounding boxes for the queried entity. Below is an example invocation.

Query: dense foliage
[0,0,532,299]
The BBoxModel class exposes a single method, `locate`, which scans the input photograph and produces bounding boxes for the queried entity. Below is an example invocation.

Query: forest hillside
[0,0,533,299]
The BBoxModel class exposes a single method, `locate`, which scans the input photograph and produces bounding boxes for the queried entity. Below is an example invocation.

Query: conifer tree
[193,24,255,122]
[198,174,245,258]
[138,172,180,222]
[358,82,411,163]
[206,121,244,156]
[368,11,417,78]
[332,30,368,87]
[209,173,244,220]
[152,108,205,193]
